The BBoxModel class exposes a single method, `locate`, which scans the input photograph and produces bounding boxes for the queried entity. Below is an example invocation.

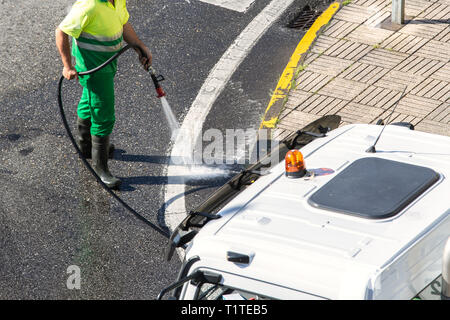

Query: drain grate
[287,6,323,30]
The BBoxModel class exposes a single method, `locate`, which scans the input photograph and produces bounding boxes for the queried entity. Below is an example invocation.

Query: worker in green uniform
[55,0,151,189]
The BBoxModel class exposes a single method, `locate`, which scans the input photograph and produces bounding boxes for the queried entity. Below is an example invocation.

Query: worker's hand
[62,66,78,80]
[138,45,152,71]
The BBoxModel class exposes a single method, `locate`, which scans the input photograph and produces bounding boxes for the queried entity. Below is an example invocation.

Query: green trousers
[77,73,115,137]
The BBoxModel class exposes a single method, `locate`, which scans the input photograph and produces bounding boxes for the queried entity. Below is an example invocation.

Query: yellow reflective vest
[59,0,130,75]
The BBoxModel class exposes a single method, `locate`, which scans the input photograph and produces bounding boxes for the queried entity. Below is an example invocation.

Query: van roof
[186,124,450,299]
[308,156,439,219]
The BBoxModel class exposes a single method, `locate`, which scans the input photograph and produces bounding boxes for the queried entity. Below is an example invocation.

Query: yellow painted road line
[260,2,340,129]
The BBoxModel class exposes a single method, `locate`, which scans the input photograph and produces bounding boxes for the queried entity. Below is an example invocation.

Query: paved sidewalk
[272,0,450,141]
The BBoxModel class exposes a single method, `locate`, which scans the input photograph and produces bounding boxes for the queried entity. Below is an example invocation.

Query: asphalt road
[0,0,321,299]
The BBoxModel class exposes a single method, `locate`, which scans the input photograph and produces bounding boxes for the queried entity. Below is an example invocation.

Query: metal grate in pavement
[287,6,323,30]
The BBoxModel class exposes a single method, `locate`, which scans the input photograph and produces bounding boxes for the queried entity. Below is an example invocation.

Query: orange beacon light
[285,150,307,178]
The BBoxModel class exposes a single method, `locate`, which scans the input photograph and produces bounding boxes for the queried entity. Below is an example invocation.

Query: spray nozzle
[149,67,166,98]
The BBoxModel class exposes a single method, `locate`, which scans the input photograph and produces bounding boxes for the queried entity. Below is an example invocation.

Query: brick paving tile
[415,119,450,136]
[313,97,349,116]
[406,0,436,16]
[279,108,292,120]
[418,2,450,20]
[338,62,389,84]
[304,53,319,65]
[435,26,450,42]
[325,39,354,56]
[298,94,348,116]
[311,36,339,55]
[380,33,429,54]
[430,63,450,82]
[394,94,443,117]
[378,110,421,126]
[425,103,450,122]
[440,109,450,123]
[318,78,369,100]
[353,0,391,11]
[399,19,448,39]
[333,4,376,24]
[294,71,332,93]
[364,10,391,27]
[272,128,291,141]
[338,102,385,124]
[358,49,409,69]
[324,39,373,60]
[346,25,394,45]
[283,90,312,111]
[394,55,445,77]
[286,89,312,109]
[277,111,322,131]
[411,78,450,102]
[438,91,450,103]
[299,94,332,113]
[374,69,426,92]
[414,40,450,62]
[306,55,353,77]
[323,19,359,39]
[354,86,403,109]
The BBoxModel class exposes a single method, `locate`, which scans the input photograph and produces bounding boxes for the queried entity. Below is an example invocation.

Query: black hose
[57,44,170,239]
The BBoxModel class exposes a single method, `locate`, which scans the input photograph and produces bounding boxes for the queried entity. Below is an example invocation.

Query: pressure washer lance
[149,66,166,98]
[149,66,181,145]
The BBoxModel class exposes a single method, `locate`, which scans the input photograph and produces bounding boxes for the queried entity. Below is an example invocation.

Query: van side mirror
[157,270,222,300]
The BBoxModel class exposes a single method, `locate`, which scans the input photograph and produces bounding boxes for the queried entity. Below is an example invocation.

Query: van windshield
[197,282,274,300]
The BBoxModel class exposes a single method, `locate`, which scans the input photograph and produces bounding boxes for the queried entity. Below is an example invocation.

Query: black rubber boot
[91,135,121,189]
[77,117,114,159]
[77,117,93,158]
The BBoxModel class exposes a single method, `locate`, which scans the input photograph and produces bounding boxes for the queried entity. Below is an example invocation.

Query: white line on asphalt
[196,0,256,13]
[163,0,295,241]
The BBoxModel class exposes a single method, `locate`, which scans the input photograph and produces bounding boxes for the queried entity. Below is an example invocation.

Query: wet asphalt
[0,0,324,299]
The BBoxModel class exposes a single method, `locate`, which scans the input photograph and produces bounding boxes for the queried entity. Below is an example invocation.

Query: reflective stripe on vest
[75,31,123,52]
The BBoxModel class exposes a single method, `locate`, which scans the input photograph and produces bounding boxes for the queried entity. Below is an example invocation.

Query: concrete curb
[260,1,342,131]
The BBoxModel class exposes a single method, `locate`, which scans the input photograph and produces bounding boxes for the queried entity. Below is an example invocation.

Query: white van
[160,115,450,300]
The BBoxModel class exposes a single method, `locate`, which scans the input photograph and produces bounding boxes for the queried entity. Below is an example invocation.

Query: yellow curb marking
[260,2,340,129]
